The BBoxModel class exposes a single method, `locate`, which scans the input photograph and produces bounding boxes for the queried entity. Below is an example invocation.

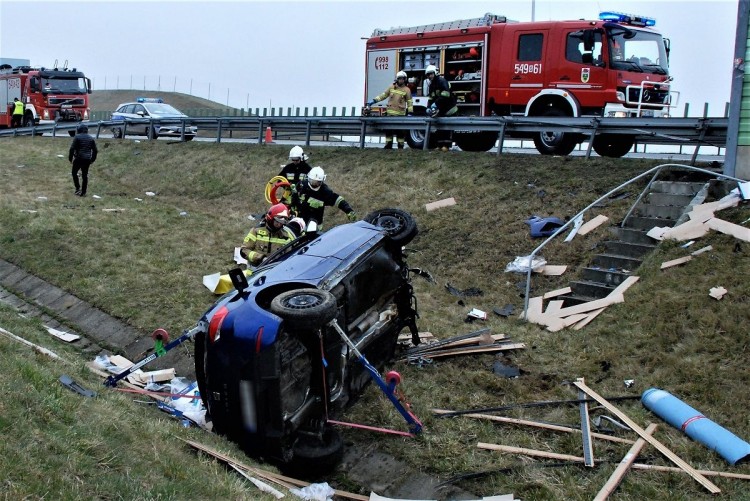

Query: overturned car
[193,208,420,470]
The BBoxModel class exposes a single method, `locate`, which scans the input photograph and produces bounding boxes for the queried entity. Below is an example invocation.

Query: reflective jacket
[241,222,296,265]
[374,83,413,116]
[278,160,312,185]
[293,181,354,227]
[12,100,24,116]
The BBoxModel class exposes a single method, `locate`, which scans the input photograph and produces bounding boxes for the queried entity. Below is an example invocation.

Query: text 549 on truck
[0,61,92,136]
[364,12,677,157]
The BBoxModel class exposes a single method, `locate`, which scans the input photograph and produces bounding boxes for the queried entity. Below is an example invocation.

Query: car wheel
[270,288,337,329]
[592,134,635,158]
[184,135,194,141]
[149,127,159,140]
[112,127,123,139]
[23,115,35,128]
[285,427,344,475]
[364,208,418,246]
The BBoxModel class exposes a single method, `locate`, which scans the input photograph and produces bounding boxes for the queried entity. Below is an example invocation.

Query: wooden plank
[573,380,721,494]
[421,343,525,358]
[593,423,657,501]
[552,293,623,318]
[0,326,64,361]
[572,307,606,330]
[181,438,370,501]
[559,313,589,328]
[229,463,287,498]
[478,442,584,462]
[646,226,670,241]
[707,218,750,242]
[543,286,572,299]
[662,219,710,241]
[541,265,567,276]
[398,331,435,343]
[431,410,634,444]
[660,256,693,270]
[578,215,609,235]
[691,245,713,256]
[425,197,456,212]
[545,300,564,315]
[631,463,750,481]
[610,276,640,297]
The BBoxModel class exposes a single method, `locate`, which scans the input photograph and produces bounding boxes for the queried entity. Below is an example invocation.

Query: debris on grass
[709,286,727,300]
[445,282,482,297]
[577,214,609,236]
[425,197,456,212]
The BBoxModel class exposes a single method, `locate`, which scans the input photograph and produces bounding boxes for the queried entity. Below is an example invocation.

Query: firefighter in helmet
[424,65,457,118]
[278,145,311,185]
[240,203,297,266]
[366,70,414,149]
[293,166,356,228]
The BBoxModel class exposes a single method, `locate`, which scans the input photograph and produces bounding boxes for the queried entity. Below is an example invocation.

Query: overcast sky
[0,0,739,116]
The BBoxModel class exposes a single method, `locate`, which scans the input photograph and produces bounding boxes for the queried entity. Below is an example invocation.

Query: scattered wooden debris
[425,197,456,212]
[594,423,657,501]
[577,215,609,236]
[691,245,713,256]
[660,256,692,270]
[0,326,65,361]
[709,286,728,300]
[707,218,750,242]
[398,331,435,346]
[401,328,523,361]
[45,325,80,342]
[543,286,571,299]
[541,264,567,276]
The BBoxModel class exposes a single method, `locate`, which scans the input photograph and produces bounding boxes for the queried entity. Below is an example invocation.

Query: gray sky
[0,0,739,115]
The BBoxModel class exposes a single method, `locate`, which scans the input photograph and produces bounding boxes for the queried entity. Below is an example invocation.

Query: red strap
[681,414,706,432]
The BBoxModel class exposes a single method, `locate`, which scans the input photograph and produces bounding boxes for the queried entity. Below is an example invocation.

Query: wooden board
[425,197,456,212]
[707,218,750,242]
[593,423,657,501]
[421,343,525,358]
[545,300,564,315]
[662,219,710,241]
[691,245,713,256]
[578,215,609,235]
[572,308,606,331]
[573,380,720,494]
[541,265,567,276]
[660,256,692,270]
[543,286,572,299]
[552,293,623,318]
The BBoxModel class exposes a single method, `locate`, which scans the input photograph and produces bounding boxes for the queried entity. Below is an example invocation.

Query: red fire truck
[364,12,676,156]
[0,61,92,135]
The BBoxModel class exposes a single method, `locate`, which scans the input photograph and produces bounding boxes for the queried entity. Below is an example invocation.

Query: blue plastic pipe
[642,388,750,465]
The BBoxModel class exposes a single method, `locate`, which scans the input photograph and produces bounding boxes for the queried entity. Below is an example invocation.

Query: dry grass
[1,136,749,499]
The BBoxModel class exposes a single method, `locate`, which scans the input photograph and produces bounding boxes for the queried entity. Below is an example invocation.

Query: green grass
[1,136,749,499]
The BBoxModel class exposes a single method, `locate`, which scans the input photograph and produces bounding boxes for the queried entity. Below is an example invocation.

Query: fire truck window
[565,37,583,64]
[567,32,603,65]
[517,34,543,61]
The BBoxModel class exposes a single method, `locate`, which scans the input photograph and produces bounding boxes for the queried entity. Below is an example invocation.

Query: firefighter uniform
[293,180,355,228]
[278,159,312,186]
[241,223,296,266]
[427,75,458,117]
[373,81,413,149]
[11,98,24,128]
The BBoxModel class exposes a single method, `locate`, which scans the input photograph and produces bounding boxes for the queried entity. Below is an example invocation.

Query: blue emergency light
[136,97,163,103]
[599,11,656,27]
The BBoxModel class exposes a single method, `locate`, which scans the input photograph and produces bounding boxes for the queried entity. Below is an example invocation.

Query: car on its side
[193,208,420,472]
[111,97,197,140]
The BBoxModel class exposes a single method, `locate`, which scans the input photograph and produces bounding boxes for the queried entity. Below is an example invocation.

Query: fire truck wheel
[68,130,76,137]
[405,129,438,150]
[533,108,579,156]
[592,134,635,158]
[23,115,35,128]
[454,131,497,152]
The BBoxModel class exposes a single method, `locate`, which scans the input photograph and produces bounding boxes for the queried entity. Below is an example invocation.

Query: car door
[131,104,149,135]
[550,30,607,111]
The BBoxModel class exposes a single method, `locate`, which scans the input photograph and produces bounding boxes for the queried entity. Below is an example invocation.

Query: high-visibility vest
[13,100,24,115]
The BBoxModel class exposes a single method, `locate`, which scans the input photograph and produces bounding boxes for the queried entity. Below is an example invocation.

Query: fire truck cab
[0,61,92,136]
[364,12,677,157]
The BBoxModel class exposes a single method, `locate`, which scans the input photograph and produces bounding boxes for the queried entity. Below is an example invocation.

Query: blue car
[193,208,419,471]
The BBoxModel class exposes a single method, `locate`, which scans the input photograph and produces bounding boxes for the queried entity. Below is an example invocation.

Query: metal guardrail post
[496,122,506,156]
[305,120,312,146]
[423,120,432,151]
[585,118,599,159]
[690,120,709,166]
[216,119,223,143]
[180,119,185,142]
[360,121,366,149]
[257,120,264,144]
[95,121,103,139]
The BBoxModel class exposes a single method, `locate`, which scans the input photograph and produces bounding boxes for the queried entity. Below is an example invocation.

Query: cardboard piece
[45,326,80,342]
[646,226,670,241]
[541,265,567,276]
[709,286,727,300]
[425,197,456,212]
[129,368,176,385]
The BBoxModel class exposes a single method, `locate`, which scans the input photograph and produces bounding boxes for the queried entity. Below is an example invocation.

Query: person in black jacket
[278,145,311,185]
[68,124,98,197]
[293,166,356,229]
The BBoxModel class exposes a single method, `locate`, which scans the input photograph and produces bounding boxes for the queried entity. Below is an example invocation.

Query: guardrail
[0,115,728,162]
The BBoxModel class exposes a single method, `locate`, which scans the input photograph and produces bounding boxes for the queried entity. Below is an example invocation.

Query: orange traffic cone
[265,126,273,143]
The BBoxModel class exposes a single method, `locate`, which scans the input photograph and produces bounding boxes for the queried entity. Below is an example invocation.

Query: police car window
[133,104,146,114]
[517,34,543,61]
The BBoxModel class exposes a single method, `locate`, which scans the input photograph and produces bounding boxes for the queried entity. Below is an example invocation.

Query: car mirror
[136,111,145,117]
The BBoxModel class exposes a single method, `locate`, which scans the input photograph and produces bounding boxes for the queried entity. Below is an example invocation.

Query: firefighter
[293,166,356,228]
[68,123,98,197]
[367,70,414,149]
[11,98,24,128]
[278,145,311,185]
[424,65,458,118]
[240,203,297,266]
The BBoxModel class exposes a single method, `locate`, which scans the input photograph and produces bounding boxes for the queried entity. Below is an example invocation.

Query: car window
[145,103,183,115]
[132,104,147,115]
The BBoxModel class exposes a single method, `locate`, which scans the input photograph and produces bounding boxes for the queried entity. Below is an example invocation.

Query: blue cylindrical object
[642,388,750,465]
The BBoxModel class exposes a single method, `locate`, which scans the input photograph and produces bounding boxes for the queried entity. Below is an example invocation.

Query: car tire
[364,208,418,246]
[270,288,337,329]
[532,108,580,156]
[149,127,159,140]
[184,135,194,141]
[592,134,635,158]
[112,127,123,139]
[285,427,344,475]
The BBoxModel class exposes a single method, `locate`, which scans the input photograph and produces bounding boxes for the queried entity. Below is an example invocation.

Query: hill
[89,89,237,113]
[0,139,748,500]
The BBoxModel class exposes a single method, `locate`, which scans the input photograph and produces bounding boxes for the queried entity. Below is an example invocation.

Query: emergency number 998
[514,63,542,74]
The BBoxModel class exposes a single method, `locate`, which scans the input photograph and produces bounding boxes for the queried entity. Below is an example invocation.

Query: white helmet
[425,65,438,76]
[308,166,326,190]
[396,71,407,80]
[289,145,305,161]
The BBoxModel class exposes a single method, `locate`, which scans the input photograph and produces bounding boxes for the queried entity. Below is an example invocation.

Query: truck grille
[627,87,670,105]
[48,98,86,106]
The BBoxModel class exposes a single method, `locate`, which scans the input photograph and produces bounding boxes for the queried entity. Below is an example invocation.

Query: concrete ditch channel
[0,258,479,500]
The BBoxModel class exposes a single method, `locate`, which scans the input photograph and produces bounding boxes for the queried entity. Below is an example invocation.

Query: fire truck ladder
[372,13,510,37]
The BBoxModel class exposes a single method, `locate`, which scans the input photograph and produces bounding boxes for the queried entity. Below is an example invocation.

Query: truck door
[551,29,607,113]
[508,29,548,111]
[366,50,398,104]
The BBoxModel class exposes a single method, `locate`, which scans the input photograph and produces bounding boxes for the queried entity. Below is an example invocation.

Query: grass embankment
[0,137,748,500]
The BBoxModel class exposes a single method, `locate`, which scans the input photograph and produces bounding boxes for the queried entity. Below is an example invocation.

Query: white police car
[111,97,197,140]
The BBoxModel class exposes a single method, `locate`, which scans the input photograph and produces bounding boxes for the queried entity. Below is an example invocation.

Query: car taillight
[208,305,229,342]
